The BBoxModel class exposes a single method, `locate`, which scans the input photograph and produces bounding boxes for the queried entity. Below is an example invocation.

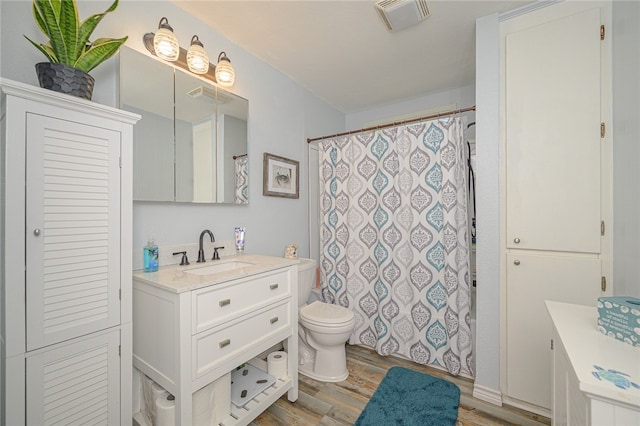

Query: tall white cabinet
[500,2,611,414]
[1,79,139,425]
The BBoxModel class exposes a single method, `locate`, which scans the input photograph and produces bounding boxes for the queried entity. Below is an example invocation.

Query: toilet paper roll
[150,382,169,423]
[267,351,288,379]
[152,382,168,400]
[140,375,169,426]
[155,395,176,426]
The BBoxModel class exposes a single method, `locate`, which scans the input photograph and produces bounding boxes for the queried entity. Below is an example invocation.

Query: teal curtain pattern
[319,118,473,376]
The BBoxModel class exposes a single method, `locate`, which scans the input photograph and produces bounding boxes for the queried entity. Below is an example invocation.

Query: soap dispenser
[143,238,159,272]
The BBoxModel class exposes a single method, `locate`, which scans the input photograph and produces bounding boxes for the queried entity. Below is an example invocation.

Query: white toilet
[297,258,355,382]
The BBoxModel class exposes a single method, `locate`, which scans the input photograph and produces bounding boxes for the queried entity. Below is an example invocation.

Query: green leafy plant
[25,0,127,73]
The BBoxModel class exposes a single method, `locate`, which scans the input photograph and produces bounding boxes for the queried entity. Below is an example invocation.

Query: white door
[505,7,602,254]
[506,252,601,409]
[26,329,121,425]
[25,114,121,351]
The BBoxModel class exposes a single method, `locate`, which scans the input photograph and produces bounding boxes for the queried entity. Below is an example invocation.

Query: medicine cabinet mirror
[119,47,249,204]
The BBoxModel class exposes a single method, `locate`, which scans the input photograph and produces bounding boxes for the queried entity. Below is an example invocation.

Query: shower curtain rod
[307,105,476,144]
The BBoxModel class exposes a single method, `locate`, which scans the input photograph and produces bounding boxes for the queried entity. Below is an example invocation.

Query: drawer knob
[219,339,231,348]
[270,317,279,324]
[514,260,521,266]
[514,237,520,244]
[270,283,279,290]
[219,299,231,307]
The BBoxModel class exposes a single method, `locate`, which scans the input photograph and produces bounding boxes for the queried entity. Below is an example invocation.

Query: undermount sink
[185,261,255,276]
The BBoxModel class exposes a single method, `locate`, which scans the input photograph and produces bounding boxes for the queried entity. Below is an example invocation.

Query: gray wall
[612,0,640,298]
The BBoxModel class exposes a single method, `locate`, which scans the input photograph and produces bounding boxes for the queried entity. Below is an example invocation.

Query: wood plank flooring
[251,345,551,426]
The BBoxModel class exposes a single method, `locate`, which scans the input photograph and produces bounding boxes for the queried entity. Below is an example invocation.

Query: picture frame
[263,153,299,199]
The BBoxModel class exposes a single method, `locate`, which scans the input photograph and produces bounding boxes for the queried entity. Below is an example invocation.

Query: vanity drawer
[192,269,291,334]
[193,301,291,379]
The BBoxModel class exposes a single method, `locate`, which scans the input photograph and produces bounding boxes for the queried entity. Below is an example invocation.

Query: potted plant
[25,0,127,100]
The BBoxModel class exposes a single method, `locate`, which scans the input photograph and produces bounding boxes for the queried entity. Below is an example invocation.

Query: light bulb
[215,52,235,87]
[187,35,209,74]
[153,17,179,62]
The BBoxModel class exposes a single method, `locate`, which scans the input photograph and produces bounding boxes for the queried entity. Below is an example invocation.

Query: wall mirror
[119,47,249,204]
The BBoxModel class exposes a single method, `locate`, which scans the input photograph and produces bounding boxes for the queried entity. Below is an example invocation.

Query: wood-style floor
[251,345,551,426]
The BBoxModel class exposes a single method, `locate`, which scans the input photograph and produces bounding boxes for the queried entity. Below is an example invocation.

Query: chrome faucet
[197,229,215,263]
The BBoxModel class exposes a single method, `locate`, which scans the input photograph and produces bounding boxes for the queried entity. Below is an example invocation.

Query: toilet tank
[297,258,317,305]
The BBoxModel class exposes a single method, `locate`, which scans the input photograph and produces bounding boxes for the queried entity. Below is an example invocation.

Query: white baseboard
[473,384,503,406]
[502,396,551,418]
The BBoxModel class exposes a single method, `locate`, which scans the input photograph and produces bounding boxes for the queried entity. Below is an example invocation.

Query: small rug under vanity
[354,366,460,426]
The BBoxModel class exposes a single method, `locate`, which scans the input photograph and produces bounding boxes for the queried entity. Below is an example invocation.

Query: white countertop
[133,254,298,293]
[546,301,640,408]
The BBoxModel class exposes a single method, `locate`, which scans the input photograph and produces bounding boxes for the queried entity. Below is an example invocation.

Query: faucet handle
[212,246,225,260]
[172,251,190,265]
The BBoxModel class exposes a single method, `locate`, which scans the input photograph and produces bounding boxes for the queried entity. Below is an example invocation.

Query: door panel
[506,252,601,409]
[505,7,602,253]
[26,330,121,425]
[26,114,121,351]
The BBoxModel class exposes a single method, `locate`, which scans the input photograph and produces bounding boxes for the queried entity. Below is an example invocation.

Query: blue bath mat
[355,366,460,426]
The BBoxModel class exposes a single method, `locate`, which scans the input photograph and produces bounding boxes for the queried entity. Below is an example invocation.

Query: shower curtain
[234,156,249,204]
[318,118,473,376]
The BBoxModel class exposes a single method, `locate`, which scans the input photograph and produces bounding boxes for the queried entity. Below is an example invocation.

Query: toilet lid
[300,301,354,325]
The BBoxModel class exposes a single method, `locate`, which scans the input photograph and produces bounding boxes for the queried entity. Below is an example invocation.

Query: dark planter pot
[35,62,95,100]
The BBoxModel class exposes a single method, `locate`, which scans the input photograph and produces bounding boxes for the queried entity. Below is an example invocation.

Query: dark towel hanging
[467,139,476,247]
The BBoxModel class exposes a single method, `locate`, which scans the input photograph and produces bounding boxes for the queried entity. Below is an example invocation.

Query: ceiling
[174,0,531,113]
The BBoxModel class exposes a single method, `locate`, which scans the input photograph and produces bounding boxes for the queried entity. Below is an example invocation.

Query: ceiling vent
[187,85,215,99]
[187,86,229,103]
[375,0,430,32]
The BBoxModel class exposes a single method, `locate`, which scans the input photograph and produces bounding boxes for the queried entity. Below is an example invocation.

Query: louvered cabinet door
[25,113,121,351]
[26,329,121,425]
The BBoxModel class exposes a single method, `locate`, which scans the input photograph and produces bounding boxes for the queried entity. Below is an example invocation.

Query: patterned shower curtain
[234,156,249,204]
[319,118,473,376]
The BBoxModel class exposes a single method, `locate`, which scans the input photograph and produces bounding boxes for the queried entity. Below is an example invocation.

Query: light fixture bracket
[190,35,204,48]
[143,32,155,55]
[158,17,173,32]
[218,51,231,63]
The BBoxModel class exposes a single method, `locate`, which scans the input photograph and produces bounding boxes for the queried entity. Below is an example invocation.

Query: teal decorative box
[597,297,640,348]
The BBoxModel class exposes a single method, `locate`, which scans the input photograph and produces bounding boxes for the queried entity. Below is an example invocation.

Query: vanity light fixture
[152,17,179,61]
[215,52,235,87]
[143,18,235,87]
[187,35,209,74]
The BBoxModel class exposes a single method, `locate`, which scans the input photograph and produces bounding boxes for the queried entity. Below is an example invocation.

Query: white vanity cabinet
[132,255,298,426]
[0,79,139,425]
[546,301,640,425]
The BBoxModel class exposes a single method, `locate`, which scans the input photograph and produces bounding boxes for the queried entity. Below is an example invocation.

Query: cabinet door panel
[506,252,601,409]
[26,330,120,425]
[26,114,121,351]
[505,7,601,253]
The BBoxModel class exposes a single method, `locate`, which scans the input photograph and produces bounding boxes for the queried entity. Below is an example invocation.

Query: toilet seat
[300,301,354,327]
